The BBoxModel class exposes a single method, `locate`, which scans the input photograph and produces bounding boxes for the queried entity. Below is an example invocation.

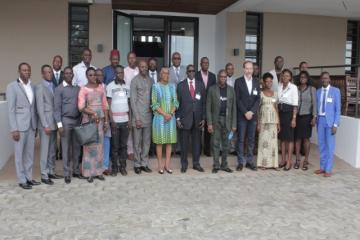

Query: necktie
[321,88,327,113]
[55,72,59,82]
[176,68,180,81]
[189,80,195,99]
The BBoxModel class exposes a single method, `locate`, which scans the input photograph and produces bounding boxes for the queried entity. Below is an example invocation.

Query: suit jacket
[234,76,261,121]
[169,65,186,85]
[206,85,237,131]
[6,79,37,132]
[176,79,206,130]
[149,70,160,84]
[35,80,57,130]
[195,70,216,94]
[52,70,64,87]
[316,86,341,127]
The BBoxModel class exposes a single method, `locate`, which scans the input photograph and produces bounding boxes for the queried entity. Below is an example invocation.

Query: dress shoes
[236,164,244,171]
[134,167,142,174]
[221,167,233,173]
[212,168,219,174]
[72,173,86,179]
[246,163,257,171]
[314,169,325,175]
[19,183,32,190]
[140,166,152,173]
[26,179,41,186]
[103,170,111,176]
[64,176,71,184]
[87,177,94,183]
[181,168,187,173]
[96,175,105,181]
[119,168,127,176]
[48,174,63,179]
[193,165,205,172]
[111,171,117,177]
[41,178,54,185]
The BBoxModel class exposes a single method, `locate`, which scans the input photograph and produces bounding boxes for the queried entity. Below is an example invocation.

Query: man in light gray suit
[169,52,186,154]
[6,63,40,189]
[169,52,186,86]
[35,64,61,185]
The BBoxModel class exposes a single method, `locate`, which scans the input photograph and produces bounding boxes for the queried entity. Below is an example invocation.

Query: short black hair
[148,57,157,63]
[217,69,227,77]
[225,62,233,68]
[115,65,124,70]
[41,64,52,73]
[281,68,293,79]
[320,71,330,79]
[63,66,72,72]
[186,64,195,71]
[299,61,307,68]
[274,56,284,63]
[200,57,209,63]
[262,72,274,81]
[127,51,136,58]
[82,48,92,55]
[299,70,310,80]
[18,62,30,70]
[86,67,96,76]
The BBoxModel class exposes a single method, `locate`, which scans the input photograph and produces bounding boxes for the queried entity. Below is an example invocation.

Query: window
[69,4,89,67]
[345,21,359,75]
[245,12,263,67]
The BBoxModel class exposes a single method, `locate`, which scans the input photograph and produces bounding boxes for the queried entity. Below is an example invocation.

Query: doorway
[113,12,199,69]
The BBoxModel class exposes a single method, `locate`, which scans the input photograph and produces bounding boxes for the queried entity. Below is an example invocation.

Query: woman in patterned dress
[257,73,280,170]
[151,68,179,174]
[78,67,109,183]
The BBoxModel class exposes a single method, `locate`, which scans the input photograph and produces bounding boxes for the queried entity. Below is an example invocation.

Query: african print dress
[257,92,279,168]
[151,82,179,144]
[78,84,109,177]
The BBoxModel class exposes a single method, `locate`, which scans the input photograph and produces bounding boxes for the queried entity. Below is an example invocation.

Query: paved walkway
[0,144,359,239]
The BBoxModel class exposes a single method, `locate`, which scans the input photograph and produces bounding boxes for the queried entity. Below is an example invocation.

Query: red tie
[189,80,195,99]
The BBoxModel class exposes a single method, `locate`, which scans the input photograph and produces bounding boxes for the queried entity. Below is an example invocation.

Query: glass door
[169,18,198,68]
[114,11,133,66]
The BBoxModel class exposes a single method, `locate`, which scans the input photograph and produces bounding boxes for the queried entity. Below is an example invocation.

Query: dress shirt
[124,66,139,89]
[19,78,33,104]
[53,69,61,83]
[244,75,253,95]
[149,70,158,82]
[201,71,208,88]
[72,61,96,87]
[278,82,298,106]
[227,75,235,87]
[319,85,331,116]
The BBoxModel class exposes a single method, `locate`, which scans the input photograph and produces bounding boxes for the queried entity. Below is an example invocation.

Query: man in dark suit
[176,64,206,173]
[234,61,260,171]
[148,57,160,84]
[52,55,63,87]
[195,57,216,156]
[52,55,64,161]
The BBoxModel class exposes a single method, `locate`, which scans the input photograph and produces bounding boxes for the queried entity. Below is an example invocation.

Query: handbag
[74,119,99,145]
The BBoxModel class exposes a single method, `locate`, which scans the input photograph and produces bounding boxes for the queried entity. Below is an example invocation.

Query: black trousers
[203,121,211,155]
[111,122,129,171]
[180,120,201,169]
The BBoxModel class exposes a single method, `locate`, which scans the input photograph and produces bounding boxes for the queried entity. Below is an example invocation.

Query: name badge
[327,97,333,103]
[253,89,258,95]
[195,93,201,100]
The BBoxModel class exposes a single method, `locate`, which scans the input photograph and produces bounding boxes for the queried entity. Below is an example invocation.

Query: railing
[292,64,360,118]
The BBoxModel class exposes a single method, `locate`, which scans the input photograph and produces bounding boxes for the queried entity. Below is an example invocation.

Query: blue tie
[321,88,327,114]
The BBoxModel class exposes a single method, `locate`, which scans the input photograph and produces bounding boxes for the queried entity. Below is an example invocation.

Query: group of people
[6,49,341,190]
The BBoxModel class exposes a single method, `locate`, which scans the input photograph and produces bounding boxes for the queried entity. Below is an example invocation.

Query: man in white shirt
[107,65,131,176]
[6,63,39,189]
[72,48,96,87]
[269,56,284,92]
[124,51,138,160]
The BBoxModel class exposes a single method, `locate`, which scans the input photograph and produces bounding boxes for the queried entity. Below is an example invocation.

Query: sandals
[302,161,309,171]
[294,159,301,169]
